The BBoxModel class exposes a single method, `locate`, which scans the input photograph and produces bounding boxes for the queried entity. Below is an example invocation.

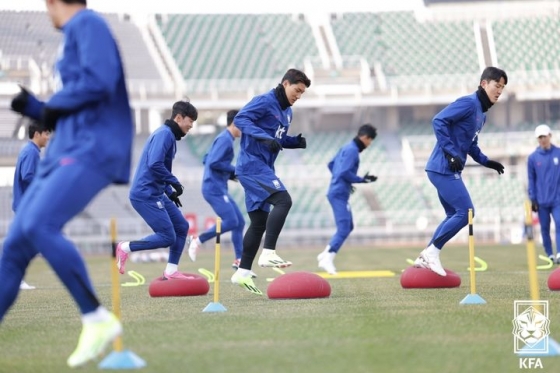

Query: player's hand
[531,200,539,212]
[295,134,306,149]
[171,182,184,197]
[485,159,505,175]
[363,172,377,183]
[256,138,283,152]
[445,153,464,173]
[10,86,31,114]
[168,192,182,207]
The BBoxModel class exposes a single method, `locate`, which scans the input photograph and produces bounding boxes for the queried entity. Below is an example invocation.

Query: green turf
[1,243,560,373]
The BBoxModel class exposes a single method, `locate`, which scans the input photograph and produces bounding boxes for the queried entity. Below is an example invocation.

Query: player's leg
[257,191,293,268]
[0,225,37,321]
[11,163,121,366]
[231,209,267,295]
[427,171,473,248]
[538,206,553,258]
[162,196,189,278]
[230,196,246,264]
[318,196,352,274]
[190,193,241,262]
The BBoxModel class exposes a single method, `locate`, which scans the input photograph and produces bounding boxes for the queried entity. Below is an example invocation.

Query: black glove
[485,160,505,175]
[257,138,283,152]
[229,171,238,182]
[168,192,182,207]
[363,172,377,183]
[295,133,307,149]
[41,107,63,131]
[171,182,184,197]
[531,200,539,212]
[445,153,464,173]
[10,86,30,114]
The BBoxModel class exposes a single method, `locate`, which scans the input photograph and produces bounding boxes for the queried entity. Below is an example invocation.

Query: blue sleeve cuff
[23,94,44,121]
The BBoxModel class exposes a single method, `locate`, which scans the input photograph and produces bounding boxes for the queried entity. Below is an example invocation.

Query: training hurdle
[99,218,146,369]
[203,217,227,312]
[460,208,486,305]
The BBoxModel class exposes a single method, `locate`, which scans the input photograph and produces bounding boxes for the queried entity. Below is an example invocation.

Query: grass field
[1,243,560,373]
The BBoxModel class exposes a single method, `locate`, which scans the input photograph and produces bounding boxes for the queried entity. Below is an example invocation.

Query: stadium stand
[156,14,319,92]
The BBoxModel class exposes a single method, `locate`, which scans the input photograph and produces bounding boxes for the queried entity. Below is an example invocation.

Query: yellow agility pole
[460,208,486,304]
[99,218,146,369]
[110,218,122,352]
[203,217,227,312]
[523,200,540,302]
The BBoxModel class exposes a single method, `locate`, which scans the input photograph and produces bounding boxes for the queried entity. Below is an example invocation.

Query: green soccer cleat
[67,312,122,368]
[231,270,263,295]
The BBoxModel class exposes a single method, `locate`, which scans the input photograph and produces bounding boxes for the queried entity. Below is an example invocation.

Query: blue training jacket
[235,89,302,176]
[12,141,40,212]
[425,92,489,174]
[202,129,235,195]
[528,144,560,207]
[21,9,132,184]
[327,140,366,199]
[129,125,181,200]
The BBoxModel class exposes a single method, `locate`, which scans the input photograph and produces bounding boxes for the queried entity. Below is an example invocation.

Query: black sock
[240,210,268,270]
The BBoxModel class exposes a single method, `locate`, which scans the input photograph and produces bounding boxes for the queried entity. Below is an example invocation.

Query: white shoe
[257,250,292,268]
[317,251,337,275]
[20,281,36,290]
[413,249,446,276]
[188,236,200,262]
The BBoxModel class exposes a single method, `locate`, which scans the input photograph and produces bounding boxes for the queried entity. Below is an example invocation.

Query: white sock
[425,244,440,256]
[164,263,178,274]
[323,245,331,254]
[194,237,201,246]
[120,241,131,253]
[82,306,110,324]
[236,268,251,277]
[261,248,274,256]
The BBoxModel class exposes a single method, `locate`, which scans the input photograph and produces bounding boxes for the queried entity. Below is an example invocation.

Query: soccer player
[230,68,310,295]
[188,110,251,274]
[12,122,51,290]
[116,101,196,280]
[414,66,507,276]
[318,124,378,275]
[528,124,560,264]
[0,0,133,367]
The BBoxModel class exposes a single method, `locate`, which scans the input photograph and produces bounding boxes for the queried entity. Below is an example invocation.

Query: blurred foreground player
[1,0,133,367]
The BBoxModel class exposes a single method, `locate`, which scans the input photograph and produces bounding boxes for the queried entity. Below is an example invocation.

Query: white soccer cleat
[188,236,200,262]
[317,251,337,275]
[257,250,292,268]
[414,249,447,276]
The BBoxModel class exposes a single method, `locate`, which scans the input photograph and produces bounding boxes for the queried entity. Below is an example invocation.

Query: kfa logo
[275,126,286,139]
[513,300,550,369]
[519,358,543,369]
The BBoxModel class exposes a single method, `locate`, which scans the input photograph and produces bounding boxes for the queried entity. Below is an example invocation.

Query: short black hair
[28,122,48,139]
[357,124,377,139]
[171,100,198,121]
[226,110,239,126]
[62,0,87,4]
[281,68,311,88]
[480,66,508,85]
